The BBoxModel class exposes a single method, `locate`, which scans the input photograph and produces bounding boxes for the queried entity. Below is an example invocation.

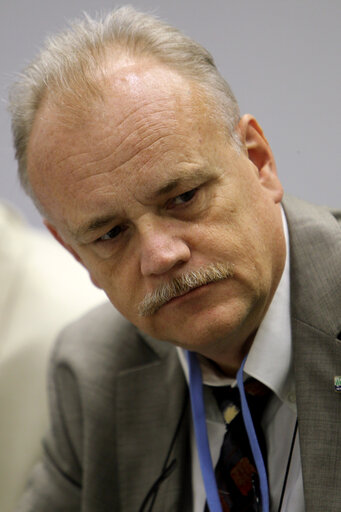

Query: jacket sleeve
[16,350,83,512]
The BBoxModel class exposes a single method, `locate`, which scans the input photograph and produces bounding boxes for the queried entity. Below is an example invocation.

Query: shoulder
[282,195,341,261]
[50,302,174,384]
[282,195,341,335]
[283,195,341,233]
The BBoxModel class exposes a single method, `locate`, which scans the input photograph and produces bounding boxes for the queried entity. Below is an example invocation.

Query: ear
[237,114,283,203]
[44,220,101,289]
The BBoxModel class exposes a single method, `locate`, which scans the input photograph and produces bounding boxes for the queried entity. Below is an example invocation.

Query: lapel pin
[334,376,341,392]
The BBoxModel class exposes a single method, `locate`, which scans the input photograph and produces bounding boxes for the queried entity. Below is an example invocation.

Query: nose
[139,217,191,276]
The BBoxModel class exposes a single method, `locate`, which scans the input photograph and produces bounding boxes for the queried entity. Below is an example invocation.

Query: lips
[138,262,234,317]
[165,281,212,305]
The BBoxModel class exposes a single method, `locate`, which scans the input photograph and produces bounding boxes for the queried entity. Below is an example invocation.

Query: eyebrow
[146,167,213,200]
[71,167,214,242]
[71,214,118,243]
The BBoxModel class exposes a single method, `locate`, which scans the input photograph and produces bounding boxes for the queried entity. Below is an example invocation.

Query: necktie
[205,379,270,512]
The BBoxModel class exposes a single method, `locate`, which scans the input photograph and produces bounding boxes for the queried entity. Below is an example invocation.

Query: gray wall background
[1,0,340,228]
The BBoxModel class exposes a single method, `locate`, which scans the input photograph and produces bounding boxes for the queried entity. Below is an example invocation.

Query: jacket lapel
[115,340,192,511]
[292,320,341,511]
[284,196,341,510]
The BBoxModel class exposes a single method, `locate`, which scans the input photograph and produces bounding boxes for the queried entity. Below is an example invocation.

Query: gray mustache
[138,261,234,317]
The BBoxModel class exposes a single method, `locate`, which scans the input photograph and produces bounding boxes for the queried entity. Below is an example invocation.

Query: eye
[168,188,198,208]
[98,224,127,242]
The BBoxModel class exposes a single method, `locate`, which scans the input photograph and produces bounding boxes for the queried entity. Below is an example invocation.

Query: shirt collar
[177,207,294,408]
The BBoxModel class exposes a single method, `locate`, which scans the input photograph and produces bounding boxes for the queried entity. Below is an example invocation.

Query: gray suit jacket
[17,196,341,512]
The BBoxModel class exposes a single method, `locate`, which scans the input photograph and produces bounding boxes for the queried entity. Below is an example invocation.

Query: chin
[142,305,247,352]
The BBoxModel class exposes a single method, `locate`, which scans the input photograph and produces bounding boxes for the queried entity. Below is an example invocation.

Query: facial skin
[27,63,285,376]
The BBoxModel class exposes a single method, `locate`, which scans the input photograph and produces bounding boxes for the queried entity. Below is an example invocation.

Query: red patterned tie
[204,379,270,512]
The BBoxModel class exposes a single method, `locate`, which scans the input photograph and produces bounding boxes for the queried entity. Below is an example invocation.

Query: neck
[198,331,256,378]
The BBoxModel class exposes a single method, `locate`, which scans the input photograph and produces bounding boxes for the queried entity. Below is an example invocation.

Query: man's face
[27,64,285,362]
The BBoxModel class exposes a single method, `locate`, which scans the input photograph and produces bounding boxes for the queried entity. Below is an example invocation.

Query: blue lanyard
[237,357,269,512]
[186,350,269,512]
[186,350,222,511]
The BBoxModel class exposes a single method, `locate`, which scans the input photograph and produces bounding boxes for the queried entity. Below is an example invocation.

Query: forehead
[27,64,226,229]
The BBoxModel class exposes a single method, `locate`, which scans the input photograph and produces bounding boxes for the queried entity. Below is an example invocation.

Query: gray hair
[8,5,241,204]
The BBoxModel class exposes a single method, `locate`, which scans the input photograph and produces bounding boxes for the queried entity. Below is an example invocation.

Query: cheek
[90,259,141,318]
[192,214,247,263]
[77,251,121,297]
[195,210,273,293]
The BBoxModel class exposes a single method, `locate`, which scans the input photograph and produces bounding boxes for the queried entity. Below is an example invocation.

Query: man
[0,202,105,512]
[9,6,341,512]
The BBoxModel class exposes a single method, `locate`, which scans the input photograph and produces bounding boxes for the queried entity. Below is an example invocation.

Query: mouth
[139,282,205,317]
[164,281,214,307]
[138,262,234,317]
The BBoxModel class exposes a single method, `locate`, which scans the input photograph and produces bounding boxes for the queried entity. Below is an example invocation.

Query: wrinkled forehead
[28,63,222,167]
[28,63,211,160]
[26,64,226,226]
[38,60,210,133]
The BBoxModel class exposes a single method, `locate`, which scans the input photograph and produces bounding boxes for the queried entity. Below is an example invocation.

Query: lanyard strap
[186,350,269,512]
[237,358,269,512]
[186,350,223,512]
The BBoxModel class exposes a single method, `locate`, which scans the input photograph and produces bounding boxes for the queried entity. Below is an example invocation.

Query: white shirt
[177,210,305,511]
